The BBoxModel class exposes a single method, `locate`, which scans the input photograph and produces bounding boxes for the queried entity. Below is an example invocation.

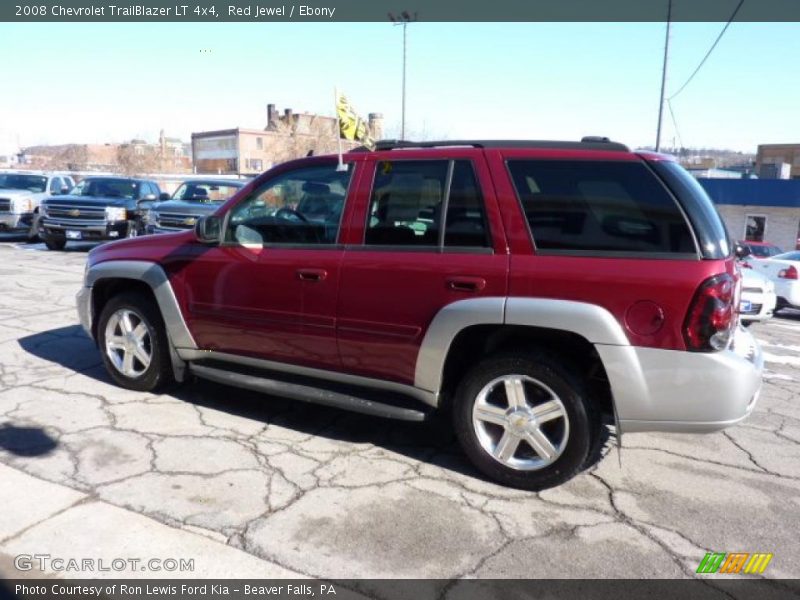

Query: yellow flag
[336,93,375,150]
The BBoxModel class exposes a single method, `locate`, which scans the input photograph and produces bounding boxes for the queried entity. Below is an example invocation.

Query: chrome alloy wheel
[104,308,152,378]
[472,375,570,470]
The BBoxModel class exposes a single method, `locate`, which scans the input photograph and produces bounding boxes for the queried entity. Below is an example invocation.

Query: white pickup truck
[0,172,75,239]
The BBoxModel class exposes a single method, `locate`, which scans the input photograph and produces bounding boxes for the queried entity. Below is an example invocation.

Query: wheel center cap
[507,409,532,432]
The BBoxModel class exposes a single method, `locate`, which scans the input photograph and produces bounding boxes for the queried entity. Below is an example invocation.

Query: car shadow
[775,308,800,323]
[17,326,611,486]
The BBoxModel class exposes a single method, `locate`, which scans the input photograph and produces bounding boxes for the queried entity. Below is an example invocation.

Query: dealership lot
[1,237,799,581]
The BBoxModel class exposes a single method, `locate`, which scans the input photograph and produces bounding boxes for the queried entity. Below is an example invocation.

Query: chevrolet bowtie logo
[183,217,197,226]
[68,209,80,217]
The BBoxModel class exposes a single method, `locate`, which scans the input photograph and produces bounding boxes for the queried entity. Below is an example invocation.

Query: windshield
[172,182,242,203]
[0,174,48,193]
[71,178,139,199]
[749,244,782,257]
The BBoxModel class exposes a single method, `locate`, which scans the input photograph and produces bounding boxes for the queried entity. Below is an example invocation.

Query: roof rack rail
[353,138,630,153]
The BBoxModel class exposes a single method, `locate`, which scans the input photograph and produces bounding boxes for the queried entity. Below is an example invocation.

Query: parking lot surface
[1,237,799,581]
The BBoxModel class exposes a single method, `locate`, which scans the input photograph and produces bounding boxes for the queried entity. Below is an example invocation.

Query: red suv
[76,139,763,490]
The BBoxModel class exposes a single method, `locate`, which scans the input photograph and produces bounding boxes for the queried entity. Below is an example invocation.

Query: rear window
[507,160,696,255]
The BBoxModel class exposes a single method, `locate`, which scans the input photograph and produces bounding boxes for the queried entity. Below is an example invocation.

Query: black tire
[27,211,41,241]
[452,352,599,491]
[126,220,142,238]
[97,291,174,392]
[43,235,67,251]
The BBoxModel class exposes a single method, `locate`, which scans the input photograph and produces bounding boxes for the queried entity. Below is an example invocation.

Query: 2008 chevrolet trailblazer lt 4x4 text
[76,139,763,490]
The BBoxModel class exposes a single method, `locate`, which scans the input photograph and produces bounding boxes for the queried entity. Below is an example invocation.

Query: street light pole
[655,0,672,152]
[389,11,418,140]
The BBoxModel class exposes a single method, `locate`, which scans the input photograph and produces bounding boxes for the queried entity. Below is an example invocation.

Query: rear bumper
[597,326,763,433]
[740,289,777,322]
[776,280,800,308]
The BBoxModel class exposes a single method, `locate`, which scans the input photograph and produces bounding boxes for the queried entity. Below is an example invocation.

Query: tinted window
[445,161,491,248]
[173,182,242,203]
[507,160,695,254]
[226,165,351,246]
[366,160,447,246]
[0,174,48,192]
[651,160,730,259]
[49,177,63,192]
[365,160,490,248]
[72,178,139,199]
[774,251,800,261]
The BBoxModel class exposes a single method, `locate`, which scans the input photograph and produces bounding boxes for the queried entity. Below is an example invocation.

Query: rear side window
[507,160,696,255]
[365,160,491,249]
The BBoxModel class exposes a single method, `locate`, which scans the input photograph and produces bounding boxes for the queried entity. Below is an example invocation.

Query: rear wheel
[43,234,66,251]
[452,352,599,491]
[97,292,174,392]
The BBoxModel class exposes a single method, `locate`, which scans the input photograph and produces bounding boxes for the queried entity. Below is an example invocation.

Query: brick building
[192,104,384,176]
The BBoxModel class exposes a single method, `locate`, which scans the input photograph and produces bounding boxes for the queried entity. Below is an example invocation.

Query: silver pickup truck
[0,172,75,240]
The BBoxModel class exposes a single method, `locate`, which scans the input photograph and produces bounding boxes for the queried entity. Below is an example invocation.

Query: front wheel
[452,353,599,491]
[43,234,67,251]
[97,292,174,392]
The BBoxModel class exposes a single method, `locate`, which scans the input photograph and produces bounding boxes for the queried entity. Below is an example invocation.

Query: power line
[668,0,745,101]
[667,99,684,150]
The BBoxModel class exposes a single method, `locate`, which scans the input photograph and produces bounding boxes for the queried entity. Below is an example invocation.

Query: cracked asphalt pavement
[1,238,799,581]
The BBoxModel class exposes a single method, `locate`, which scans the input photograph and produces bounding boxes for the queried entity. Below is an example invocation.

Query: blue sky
[1,21,798,152]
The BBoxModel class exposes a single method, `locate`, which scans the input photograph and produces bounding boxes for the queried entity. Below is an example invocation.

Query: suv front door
[336,151,509,386]
[180,159,356,371]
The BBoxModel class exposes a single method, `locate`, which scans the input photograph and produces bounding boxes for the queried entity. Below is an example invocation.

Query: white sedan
[745,250,800,313]
[739,266,777,325]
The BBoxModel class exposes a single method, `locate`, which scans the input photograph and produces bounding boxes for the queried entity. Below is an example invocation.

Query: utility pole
[655,0,672,152]
[388,11,418,140]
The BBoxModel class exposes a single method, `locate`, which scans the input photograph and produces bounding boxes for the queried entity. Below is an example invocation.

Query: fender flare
[413,296,630,397]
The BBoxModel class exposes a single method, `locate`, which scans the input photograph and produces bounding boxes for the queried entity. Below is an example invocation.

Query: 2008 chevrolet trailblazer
[76,139,763,490]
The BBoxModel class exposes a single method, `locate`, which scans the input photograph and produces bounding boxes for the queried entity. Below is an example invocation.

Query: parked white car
[745,250,800,313]
[739,267,777,325]
[0,172,75,239]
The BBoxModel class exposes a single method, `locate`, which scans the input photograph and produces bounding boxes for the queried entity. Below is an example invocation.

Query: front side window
[365,160,491,249]
[225,164,351,246]
[507,160,696,255]
[744,215,766,243]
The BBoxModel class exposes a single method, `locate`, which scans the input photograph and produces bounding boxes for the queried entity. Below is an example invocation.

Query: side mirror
[60,186,70,194]
[734,243,751,259]
[142,193,158,201]
[159,192,171,201]
[195,215,222,244]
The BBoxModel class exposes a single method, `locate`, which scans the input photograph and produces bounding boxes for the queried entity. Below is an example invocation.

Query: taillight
[683,273,736,352]
[778,265,798,280]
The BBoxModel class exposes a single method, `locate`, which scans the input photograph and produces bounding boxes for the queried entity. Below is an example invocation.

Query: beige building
[192,104,384,176]
[756,144,800,179]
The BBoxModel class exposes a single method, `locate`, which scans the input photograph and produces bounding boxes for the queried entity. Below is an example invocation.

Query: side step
[189,363,432,422]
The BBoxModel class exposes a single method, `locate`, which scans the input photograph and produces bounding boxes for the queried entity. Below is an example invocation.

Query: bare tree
[115,144,162,176]
[267,115,358,166]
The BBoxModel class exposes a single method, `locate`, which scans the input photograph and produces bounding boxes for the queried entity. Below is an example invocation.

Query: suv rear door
[336,149,509,385]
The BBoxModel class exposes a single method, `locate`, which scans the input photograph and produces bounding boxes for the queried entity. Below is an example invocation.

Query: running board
[189,363,432,422]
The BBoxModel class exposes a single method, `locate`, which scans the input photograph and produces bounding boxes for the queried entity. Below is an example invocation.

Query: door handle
[446,276,486,293]
[297,268,328,282]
